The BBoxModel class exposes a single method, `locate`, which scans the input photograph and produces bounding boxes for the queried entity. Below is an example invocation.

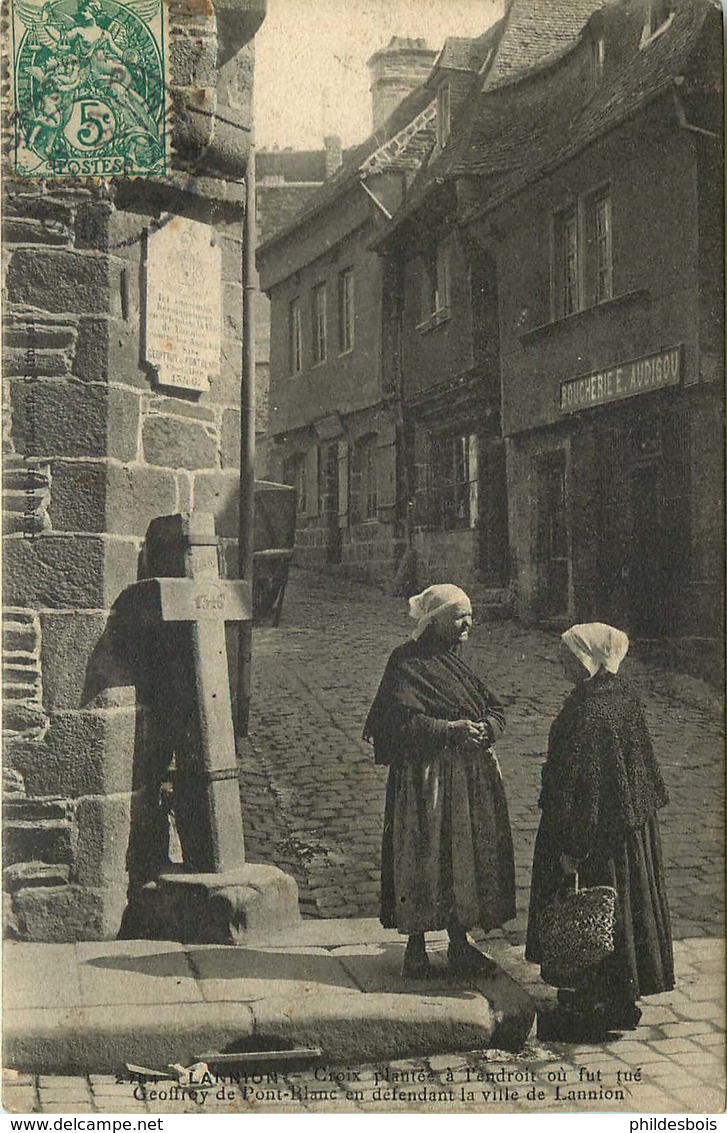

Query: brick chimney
[367,36,437,132]
[324,134,343,178]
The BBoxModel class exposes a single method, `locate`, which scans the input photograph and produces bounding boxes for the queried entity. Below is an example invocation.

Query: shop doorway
[537,450,569,617]
[628,463,666,637]
[478,440,509,587]
[324,443,342,564]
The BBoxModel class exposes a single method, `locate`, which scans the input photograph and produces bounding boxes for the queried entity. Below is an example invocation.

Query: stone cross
[117,512,251,875]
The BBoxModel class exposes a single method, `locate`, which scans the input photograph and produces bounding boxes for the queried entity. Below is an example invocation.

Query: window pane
[339,268,354,352]
[289,297,302,373]
[594,195,612,303]
[436,244,450,311]
[312,284,327,363]
[421,256,436,320]
[562,212,579,315]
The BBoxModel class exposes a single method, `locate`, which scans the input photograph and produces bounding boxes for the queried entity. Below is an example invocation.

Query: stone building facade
[257,38,437,585]
[374,18,510,595]
[452,0,724,672]
[2,0,266,939]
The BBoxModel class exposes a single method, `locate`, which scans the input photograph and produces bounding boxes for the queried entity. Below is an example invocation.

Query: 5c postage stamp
[10,0,167,178]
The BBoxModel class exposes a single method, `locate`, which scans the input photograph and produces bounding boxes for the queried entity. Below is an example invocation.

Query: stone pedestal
[158,864,301,944]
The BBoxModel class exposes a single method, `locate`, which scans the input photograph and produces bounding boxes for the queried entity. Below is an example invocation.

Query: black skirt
[380,747,516,934]
[526,814,675,999]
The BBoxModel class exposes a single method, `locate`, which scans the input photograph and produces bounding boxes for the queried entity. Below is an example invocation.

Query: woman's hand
[559,852,580,875]
[448,719,490,751]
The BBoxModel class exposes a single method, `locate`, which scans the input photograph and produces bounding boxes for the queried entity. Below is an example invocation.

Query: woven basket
[538,873,617,987]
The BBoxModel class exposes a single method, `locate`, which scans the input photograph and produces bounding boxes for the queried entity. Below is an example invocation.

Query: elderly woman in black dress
[364,585,516,979]
[526,623,674,1033]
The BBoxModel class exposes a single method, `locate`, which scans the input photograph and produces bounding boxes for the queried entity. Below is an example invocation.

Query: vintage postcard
[1,0,724,1122]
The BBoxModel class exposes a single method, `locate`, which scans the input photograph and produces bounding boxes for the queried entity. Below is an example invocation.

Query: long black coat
[526,671,674,998]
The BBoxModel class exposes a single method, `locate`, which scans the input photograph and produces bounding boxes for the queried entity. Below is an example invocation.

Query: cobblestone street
[4,568,724,1117]
[242,568,725,942]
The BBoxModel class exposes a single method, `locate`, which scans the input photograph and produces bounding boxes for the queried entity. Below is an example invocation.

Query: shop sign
[558,346,682,413]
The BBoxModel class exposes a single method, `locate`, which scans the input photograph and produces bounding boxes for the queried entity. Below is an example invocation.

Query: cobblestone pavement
[242,568,724,941]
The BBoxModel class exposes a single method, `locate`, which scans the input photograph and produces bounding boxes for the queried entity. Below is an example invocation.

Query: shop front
[510,345,723,649]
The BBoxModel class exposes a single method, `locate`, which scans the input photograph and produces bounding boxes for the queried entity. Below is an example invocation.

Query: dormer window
[436,82,451,148]
[641,0,674,47]
[590,35,605,87]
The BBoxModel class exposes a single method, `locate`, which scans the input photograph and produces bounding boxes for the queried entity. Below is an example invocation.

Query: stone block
[4,195,74,228]
[3,534,138,609]
[176,471,193,512]
[5,250,111,315]
[9,380,140,460]
[251,992,497,1064]
[210,336,241,405]
[73,318,109,384]
[205,43,254,176]
[3,818,74,868]
[40,611,113,711]
[222,281,242,338]
[2,703,48,737]
[142,414,218,470]
[219,232,243,284]
[192,469,239,535]
[3,1001,255,1074]
[3,940,83,1010]
[220,408,241,468]
[169,35,217,87]
[3,218,70,245]
[157,863,300,944]
[2,322,77,352]
[11,883,127,942]
[47,461,106,533]
[9,707,137,798]
[169,87,215,163]
[74,203,113,252]
[106,316,150,389]
[48,460,177,535]
[3,798,73,822]
[72,793,132,887]
[188,943,358,1000]
[147,396,217,423]
[4,861,71,891]
[76,939,202,1005]
[4,348,71,378]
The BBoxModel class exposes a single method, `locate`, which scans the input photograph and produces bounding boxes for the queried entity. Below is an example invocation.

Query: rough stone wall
[2,0,265,940]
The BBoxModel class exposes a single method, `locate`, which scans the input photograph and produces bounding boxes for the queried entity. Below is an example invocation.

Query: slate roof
[376,0,717,244]
[435,21,506,74]
[482,0,606,89]
[444,0,715,201]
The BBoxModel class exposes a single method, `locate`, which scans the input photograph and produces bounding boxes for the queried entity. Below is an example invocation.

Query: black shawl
[540,671,669,858]
[363,634,505,766]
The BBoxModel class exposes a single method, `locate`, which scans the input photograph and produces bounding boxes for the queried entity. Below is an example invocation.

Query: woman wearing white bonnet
[364,584,515,979]
[527,621,674,1037]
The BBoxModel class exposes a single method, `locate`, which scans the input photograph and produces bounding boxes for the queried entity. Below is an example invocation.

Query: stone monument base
[119,864,300,944]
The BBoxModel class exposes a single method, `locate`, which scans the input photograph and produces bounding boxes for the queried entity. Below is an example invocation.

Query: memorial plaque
[145,215,222,392]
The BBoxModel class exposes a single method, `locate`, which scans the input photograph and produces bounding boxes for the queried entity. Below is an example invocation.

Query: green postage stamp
[11,0,166,178]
